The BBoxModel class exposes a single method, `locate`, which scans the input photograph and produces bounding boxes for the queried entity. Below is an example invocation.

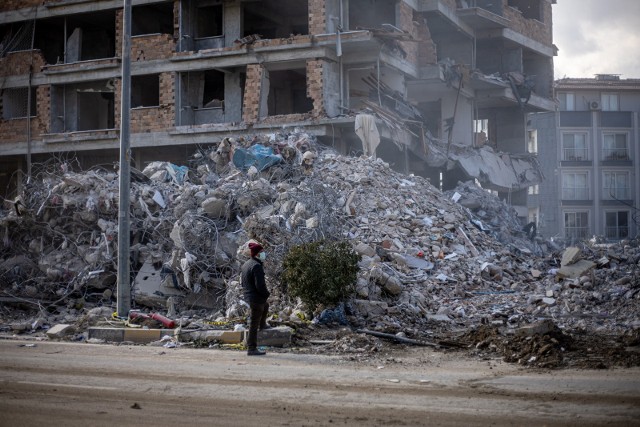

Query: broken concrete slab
[557,260,596,279]
[46,324,75,339]
[179,330,244,344]
[561,247,582,266]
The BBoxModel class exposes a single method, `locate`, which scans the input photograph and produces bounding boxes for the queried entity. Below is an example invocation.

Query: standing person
[241,242,271,356]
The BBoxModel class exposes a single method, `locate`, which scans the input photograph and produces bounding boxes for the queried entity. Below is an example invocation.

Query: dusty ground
[287,322,640,370]
[1,339,639,426]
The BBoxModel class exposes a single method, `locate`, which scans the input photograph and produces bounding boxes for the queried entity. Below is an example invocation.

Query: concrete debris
[1,131,639,366]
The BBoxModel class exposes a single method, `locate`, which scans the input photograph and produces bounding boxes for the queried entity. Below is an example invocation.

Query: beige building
[530,74,640,242]
[1,0,556,219]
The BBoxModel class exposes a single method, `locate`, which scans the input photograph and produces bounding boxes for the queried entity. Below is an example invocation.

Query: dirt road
[0,339,638,426]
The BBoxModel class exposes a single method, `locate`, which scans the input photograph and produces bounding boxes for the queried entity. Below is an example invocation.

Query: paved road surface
[0,340,638,426]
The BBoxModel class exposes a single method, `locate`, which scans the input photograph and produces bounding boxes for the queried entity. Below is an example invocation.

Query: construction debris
[1,131,638,369]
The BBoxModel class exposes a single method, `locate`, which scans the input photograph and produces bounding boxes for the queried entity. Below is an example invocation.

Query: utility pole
[117,0,132,317]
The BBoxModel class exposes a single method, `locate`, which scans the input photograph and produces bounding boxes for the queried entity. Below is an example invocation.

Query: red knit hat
[248,242,263,257]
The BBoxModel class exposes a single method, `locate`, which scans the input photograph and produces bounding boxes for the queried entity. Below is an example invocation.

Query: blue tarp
[232,145,283,172]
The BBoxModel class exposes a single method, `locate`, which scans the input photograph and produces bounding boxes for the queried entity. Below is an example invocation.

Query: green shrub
[282,240,360,310]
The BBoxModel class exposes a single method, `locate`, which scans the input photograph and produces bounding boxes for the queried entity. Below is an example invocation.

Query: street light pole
[117,0,132,317]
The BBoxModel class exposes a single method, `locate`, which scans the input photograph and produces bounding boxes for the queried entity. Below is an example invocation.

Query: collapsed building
[1,0,556,223]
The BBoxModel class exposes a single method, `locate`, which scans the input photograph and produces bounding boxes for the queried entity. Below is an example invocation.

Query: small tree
[282,240,360,311]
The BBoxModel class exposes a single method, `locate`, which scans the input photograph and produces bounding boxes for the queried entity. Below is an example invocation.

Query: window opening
[601,93,619,111]
[562,133,588,161]
[603,133,628,160]
[603,172,630,200]
[564,211,588,240]
[77,91,114,131]
[132,75,160,108]
[562,172,589,200]
[508,0,542,21]
[242,0,308,38]
[558,92,574,111]
[605,211,629,240]
[2,87,36,119]
[527,129,537,154]
[349,0,397,29]
[267,69,313,116]
[132,3,174,36]
[196,4,223,38]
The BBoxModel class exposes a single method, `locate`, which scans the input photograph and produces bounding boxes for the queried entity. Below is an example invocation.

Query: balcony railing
[602,149,629,161]
[562,149,588,161]
[603,187,631,200]
[562,188,589,200]
[565,227,589,240]
[605,226,629,240]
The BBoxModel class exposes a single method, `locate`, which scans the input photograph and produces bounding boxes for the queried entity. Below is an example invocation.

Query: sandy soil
[0,339,639,426]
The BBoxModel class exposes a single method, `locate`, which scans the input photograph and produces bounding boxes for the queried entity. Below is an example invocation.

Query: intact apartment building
[1,0,556,221]
[529,75,640,242]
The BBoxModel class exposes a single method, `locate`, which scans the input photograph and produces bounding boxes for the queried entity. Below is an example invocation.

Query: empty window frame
[267,69,313,116]
[196,3,223,38]
[132,75,160,108]
[558,92,574,111]
[2,87,36,119]
[77,91,114,131]
[527,129,538,154]
[508,0,542,21]
[132,3,174,36]
[564,211,589,240]
[601,93,619,111]
[602,133,629,160]
[349,0,397,29]
[605,211,629,240]
[602,171,630,200]
[64,11,116,62]
[562,172,589,200]
[527,184,539,195]
[562,133,588,161]
[242,0,308,39]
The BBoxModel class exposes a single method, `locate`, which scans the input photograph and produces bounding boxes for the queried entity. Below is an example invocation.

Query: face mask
[258,252,266,261]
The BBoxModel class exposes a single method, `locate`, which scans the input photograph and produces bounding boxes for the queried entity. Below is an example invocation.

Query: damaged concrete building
[529,74,640,242]
[1,0,556,222]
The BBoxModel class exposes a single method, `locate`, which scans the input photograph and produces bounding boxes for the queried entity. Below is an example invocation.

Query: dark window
[2,87,36,119]
[132,3,174,36]
[508,0,542,21]
[196,4,223,38]
[132,75,160,108]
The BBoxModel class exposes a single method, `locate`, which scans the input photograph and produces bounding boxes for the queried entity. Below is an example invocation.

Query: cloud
[553,0,640,78]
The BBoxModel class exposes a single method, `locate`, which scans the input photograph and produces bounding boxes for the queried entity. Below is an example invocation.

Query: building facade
[530,74,640,242]
[1,0,556,219]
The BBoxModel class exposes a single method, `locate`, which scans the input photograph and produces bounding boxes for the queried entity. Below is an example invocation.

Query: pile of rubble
[1,131,638,368]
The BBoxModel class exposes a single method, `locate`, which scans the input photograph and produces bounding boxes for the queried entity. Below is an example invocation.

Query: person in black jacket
[241,242,271,356]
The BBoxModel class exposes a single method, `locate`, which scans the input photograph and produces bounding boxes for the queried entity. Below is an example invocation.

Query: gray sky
[553,0,640,79]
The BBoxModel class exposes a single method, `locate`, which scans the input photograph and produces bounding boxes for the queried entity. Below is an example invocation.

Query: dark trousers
[247,301,269,350]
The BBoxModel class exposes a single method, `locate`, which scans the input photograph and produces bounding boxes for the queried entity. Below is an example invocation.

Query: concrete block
[88,327,124,342]
[46,324,75,339]
[244,326,292,347]
[558,260,596,279]
[123,328,162,343]
[561,246,582,266]
[180,330,244,344]
[517,320,555,337]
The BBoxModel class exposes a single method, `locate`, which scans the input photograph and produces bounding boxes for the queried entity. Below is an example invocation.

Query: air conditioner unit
[589,101,601,110]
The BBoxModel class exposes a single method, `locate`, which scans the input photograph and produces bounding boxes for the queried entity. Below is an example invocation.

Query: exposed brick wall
[252,35,313,49]
[0,51,45,77]
[503,0,553,46]
[115,72,175,132]
[417,19,437,66]
[132,34,176,61]
[399,2,419,65]
[37,85,50,134]
[243,64,264,123]
[306,59,324,118]
[115,8,123,58]
[308,0,326,35]
[0,85,48,143]
[173,0,180,39]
